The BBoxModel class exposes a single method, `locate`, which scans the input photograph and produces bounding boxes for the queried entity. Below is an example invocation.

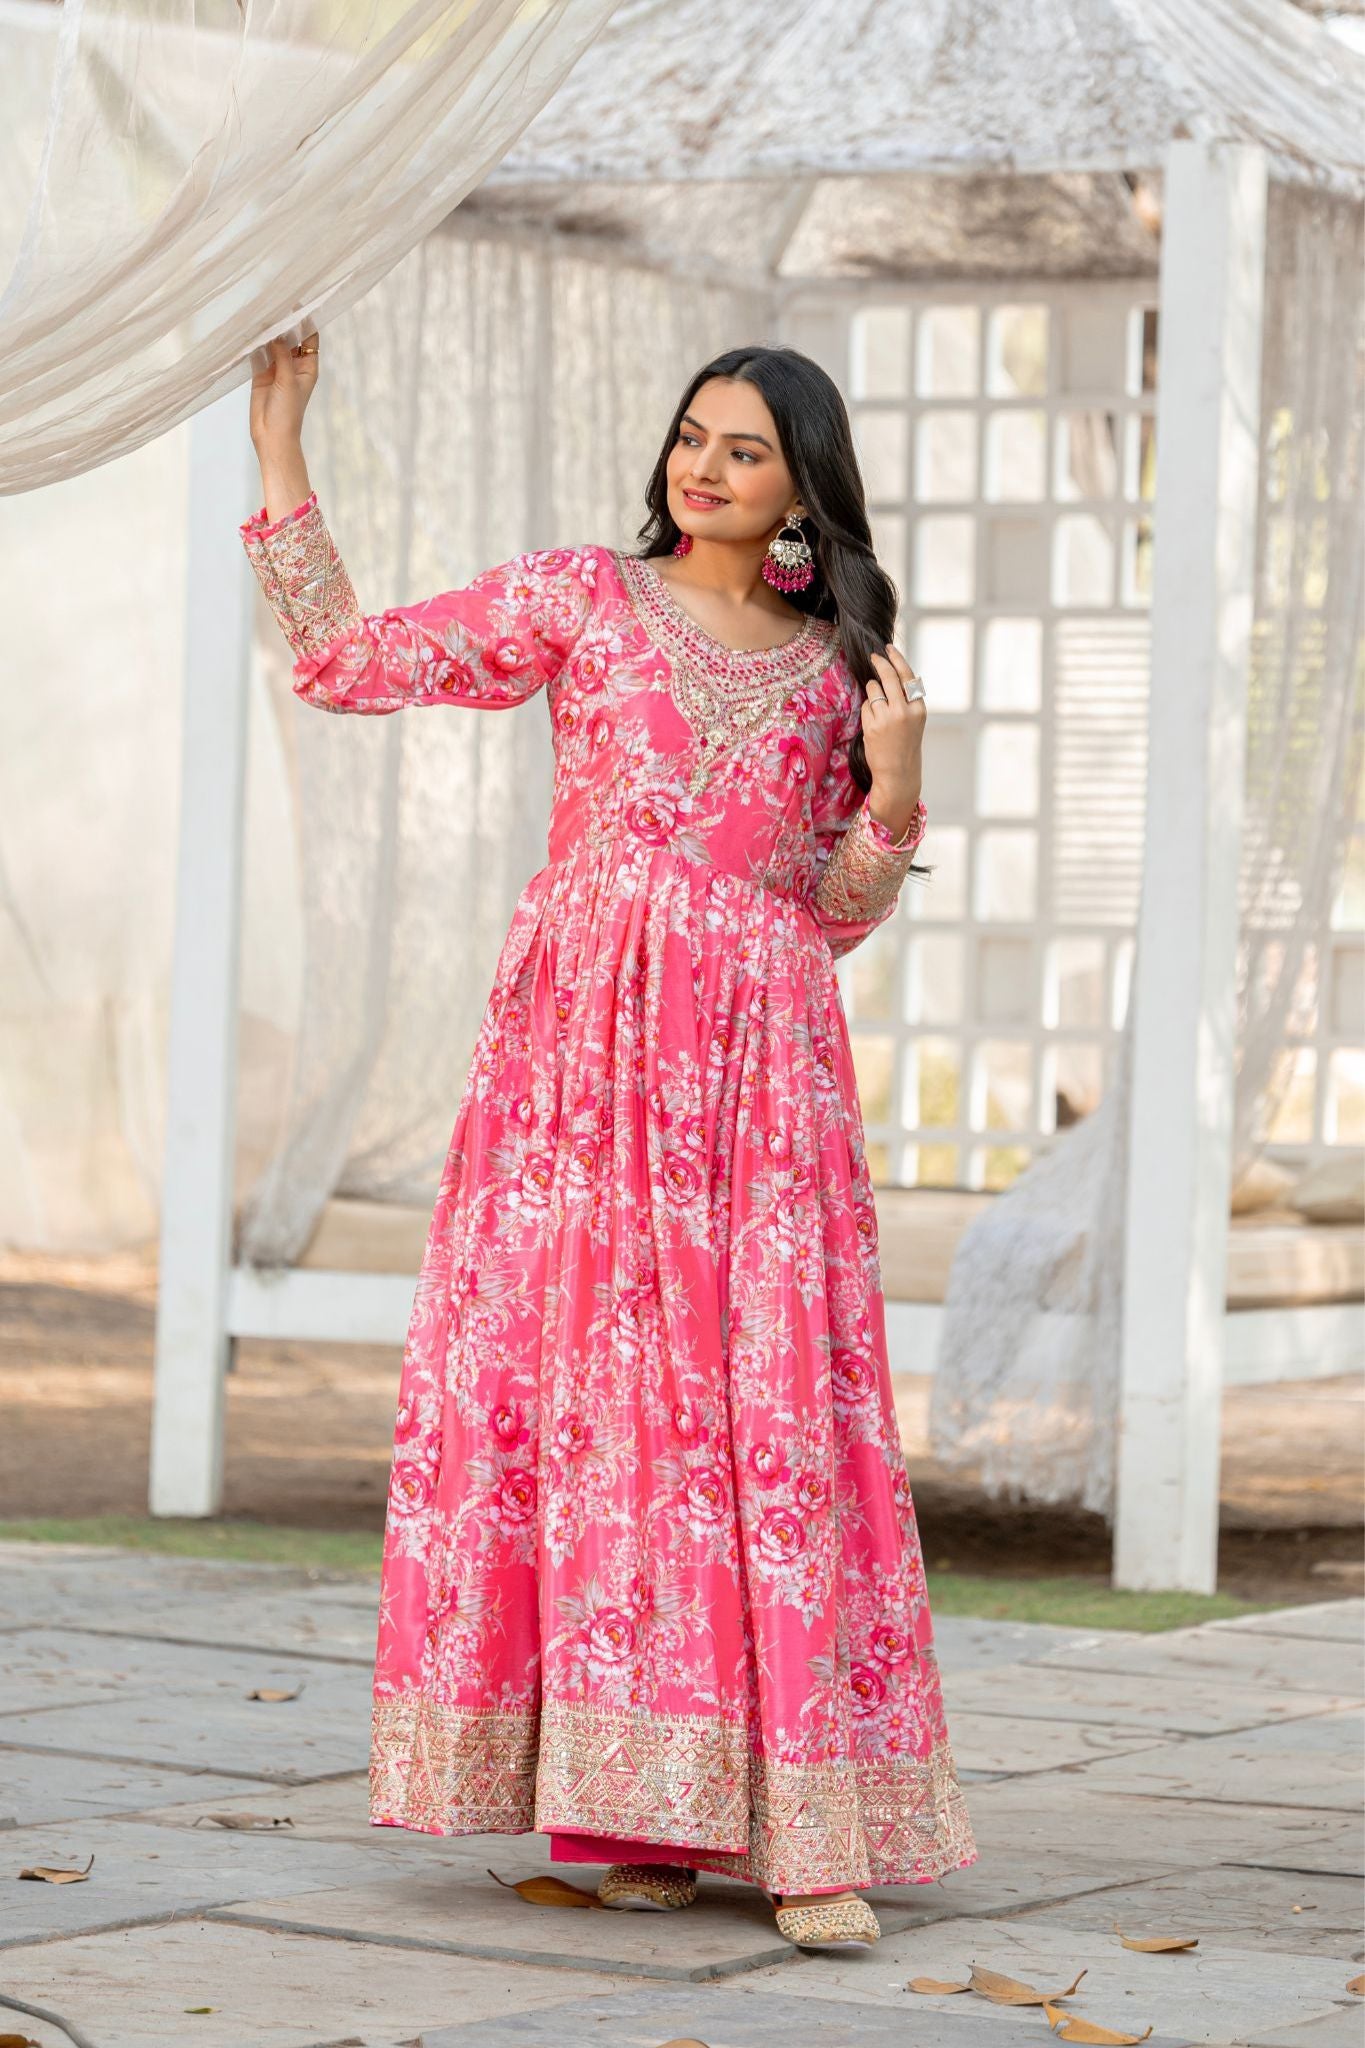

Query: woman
[241,333,976,1954]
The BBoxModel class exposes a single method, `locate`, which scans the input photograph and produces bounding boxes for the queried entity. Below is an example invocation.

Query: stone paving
[0,1544,1360,2048]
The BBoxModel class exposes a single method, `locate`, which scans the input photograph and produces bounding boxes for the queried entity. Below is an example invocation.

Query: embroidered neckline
[612,550,838,794]
[614,549,830,668]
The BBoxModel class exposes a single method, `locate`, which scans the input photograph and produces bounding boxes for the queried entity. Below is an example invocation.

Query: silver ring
[904,680,926,702]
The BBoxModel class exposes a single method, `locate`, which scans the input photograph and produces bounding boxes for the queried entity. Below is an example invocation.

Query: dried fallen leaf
[1044,2005,1153,2045]
[970,1964,1087,2006]
[184,2008,216,2016]
[17,1854,94,1884]
[486,1867,605,1909]
[1348,1974,1364,1995]
[193,1812,294,1831]
[906,1976,971,1994]
[0,2034,41,2047]
[247,1685,301,1702]
[1115,1927,1199,1953]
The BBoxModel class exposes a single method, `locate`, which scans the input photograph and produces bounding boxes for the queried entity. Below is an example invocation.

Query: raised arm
[239,489,597,715]
[809,685,927,959]
[239,329,594,714]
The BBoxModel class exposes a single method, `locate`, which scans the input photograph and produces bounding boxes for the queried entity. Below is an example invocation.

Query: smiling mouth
[682,489,728,507]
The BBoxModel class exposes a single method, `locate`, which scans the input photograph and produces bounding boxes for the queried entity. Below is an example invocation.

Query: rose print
[754,1505,805,1564]
[556,1414,593,1455]
[490,1468,537,1525]
[831,1348,875,1405]
[660,1151,701,1201]
[869,1623,911,1666]
[750,1441,790,1486]
[483,635,529,676]
[682,1466,728,1527]
[390,1460,434,1515]
[511,1151,556,1208]
[672,1402,710,1445]
[490,1403,531,1446]
[624,794,676,844]
[585,1608,635,1663]
[794,1468,828,1512]
[849,1662,886,1714]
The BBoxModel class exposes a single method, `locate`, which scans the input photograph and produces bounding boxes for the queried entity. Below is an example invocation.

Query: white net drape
[928,181,1365,1517]
[236,230,769,1265]
[0,0,619,494]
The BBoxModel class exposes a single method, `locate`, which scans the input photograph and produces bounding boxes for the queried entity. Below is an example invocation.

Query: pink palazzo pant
[548,1830,851,1894]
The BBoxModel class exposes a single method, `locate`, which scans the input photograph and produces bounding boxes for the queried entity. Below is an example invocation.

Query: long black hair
[635,343,929,877]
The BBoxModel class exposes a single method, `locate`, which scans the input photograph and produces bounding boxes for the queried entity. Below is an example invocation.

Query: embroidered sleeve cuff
[239,491,362,659]
[814,796,926,924]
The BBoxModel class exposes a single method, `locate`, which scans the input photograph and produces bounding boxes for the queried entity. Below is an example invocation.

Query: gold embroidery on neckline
[614,550,837,794]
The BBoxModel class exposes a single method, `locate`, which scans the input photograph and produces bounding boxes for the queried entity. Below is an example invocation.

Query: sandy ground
[1,1242,1360,1600]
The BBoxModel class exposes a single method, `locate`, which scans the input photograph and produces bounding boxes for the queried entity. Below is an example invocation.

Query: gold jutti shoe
[772,1893,880,1952]
[597,1862,698,1911]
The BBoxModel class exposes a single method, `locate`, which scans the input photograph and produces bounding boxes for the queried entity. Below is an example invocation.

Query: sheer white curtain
[929,182,1365,1518]
[236,225,770,1265]
[0,0,619,494]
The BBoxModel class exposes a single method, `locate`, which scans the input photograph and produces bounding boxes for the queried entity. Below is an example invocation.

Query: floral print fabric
[239,492,975,1893]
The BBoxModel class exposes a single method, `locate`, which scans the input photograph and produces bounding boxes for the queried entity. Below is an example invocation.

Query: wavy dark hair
[634,342,929,878]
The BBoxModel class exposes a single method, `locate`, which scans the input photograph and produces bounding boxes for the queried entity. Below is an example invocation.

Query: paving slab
[1072,1710,1364,1812]
[0,1813,475,1947]
[938,1777,1365,1892]
[734,1916,1357,2043]
[1011,1863,1364,1959]
[943,1708,1169,1775]
[0,1544,378,1661]
[1036,1621,1365,1699]
[1217,1600,1364,1645]
[0,1917,633,2048]
[940,1659,1358,1736]
[206,1867,846,1983]
[0,1642,371,1780]
[0,1625,369,1721]
[420,1982,1188,2046]
[928,1615,1111,1675]
[1246,2010,1365,2048]
[0,1745,282,1828]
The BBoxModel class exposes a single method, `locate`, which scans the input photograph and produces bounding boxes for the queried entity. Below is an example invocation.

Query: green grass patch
[923,1571,1277,1632]
[0,1516,383,1575]
[0,1518,1283,1629]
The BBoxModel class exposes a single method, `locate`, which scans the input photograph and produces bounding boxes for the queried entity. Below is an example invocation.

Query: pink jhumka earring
[762,515,815,594]
[672,531,693,556]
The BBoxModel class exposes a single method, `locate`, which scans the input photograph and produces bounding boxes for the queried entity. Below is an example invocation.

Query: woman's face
[666,376,804,546]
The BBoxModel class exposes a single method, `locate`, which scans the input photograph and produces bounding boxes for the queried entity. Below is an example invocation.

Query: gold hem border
[370,1693,976,1893]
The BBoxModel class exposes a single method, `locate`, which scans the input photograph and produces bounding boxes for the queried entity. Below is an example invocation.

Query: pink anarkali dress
[240,491,976,1899]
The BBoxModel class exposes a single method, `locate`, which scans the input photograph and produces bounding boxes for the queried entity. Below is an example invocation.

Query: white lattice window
[782,284,1158,1190]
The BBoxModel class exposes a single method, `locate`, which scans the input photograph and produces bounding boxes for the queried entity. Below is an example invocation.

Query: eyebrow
[681,411,773,451]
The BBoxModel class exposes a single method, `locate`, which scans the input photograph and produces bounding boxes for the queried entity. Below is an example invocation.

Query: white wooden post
[1113,141,1268,1592]
[149,389,256,1516]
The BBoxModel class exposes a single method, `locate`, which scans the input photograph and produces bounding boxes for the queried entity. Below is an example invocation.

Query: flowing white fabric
[495,0,1365,193]
[0,0,620,494]
[236,226,769,1265]
[929,181,1365,1517]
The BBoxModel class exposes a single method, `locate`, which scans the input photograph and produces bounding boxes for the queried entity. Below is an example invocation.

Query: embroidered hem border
[369,1693,977,1893]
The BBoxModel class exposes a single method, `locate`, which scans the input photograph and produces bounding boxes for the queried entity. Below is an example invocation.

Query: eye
[733,448,758,463]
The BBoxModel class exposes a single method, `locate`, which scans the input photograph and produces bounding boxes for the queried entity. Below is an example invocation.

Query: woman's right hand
[249,333,320,455]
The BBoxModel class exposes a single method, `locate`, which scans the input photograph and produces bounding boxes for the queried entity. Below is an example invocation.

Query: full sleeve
[808,693,926,960]
[239,490,595,714]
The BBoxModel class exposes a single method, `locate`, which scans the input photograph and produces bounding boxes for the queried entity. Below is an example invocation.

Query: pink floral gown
[240,490,976,1897]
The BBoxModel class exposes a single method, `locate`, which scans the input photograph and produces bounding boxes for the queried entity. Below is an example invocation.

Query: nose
[690,440,725,482]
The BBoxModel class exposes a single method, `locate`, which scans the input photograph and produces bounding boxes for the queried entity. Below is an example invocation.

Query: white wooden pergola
[148,0,1362,1591]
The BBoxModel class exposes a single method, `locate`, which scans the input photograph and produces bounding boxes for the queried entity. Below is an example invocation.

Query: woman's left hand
[861,643,926,839]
